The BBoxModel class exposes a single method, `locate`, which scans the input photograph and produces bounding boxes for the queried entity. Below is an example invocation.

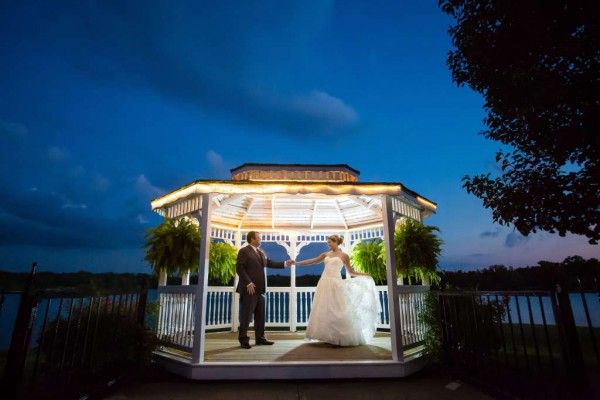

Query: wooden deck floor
[157,331,428,379]
[203,331,394,362]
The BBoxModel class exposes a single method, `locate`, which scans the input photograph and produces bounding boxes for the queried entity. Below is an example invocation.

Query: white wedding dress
[305,256,382,346]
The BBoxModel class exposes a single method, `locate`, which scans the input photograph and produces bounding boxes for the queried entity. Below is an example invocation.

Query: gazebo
[150,163,437,379]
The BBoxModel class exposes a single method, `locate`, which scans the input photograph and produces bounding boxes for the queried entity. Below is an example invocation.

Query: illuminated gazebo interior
[149,163,437,379]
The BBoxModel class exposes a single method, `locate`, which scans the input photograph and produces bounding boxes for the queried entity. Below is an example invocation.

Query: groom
[236,231,294,349]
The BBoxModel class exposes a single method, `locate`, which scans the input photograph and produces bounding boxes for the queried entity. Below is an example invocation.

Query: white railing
[398,285,428,347]
[205,287,234,329]
[156,284,428,350]
[157,286,195,349]
[296,287,317,327]
[377,286,391,328]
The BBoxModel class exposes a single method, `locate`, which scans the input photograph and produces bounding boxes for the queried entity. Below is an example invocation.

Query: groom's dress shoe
[239,342,252,349]
[256,338,274,345]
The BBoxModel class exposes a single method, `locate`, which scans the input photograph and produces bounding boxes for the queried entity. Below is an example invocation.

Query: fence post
[136,283,149,365]
[552,282,587,387]
[137,283,148,327]
[0,291,5,320]
[3,262,38,398]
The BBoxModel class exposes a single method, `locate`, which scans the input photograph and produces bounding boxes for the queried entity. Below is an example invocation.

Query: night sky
[1,1,597,274]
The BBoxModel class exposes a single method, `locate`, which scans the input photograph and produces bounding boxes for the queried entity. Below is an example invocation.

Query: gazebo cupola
[230,163,360,182]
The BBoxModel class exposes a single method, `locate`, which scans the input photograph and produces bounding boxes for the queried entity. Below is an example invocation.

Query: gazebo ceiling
[209,193,383,230]
[150,163,437,230]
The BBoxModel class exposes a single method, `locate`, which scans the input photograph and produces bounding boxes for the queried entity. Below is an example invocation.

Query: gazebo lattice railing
[156,284,429,352]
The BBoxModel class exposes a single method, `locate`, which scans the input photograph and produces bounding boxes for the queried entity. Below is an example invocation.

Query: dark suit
[235,244,284,343]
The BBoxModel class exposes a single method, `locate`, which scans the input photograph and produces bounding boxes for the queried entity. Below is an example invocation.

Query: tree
[394,219,442,285]
[440,0,600,244]
[144,218,199,285]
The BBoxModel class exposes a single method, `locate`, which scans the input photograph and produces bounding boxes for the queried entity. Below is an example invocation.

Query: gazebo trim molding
[150,180,437,218]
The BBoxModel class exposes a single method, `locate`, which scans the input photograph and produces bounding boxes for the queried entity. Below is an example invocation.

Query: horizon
[2,253,598,276]
[1,1,598,274]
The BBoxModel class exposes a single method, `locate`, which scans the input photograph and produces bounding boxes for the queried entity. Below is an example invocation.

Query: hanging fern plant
[144,217,199,280]
[394,218,442,285]
[351,239,387,284]
[208,241,238,285]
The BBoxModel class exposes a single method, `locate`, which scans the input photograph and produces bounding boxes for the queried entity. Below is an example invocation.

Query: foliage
[418,291,443,362]
[350,220,442,285]
[144,217,200,276]
[394,219,442,284]
[439,0,600,244]
[0,270,153,293]
[351,240,387,284]
[208,241,238,285]
[144,299,160,330]
[440,256,600,291]
[39,299,160,372]
[444,295,506,357]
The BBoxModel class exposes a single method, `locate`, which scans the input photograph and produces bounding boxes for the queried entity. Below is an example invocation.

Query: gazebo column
[191,193,213,364]
[382,194,404,362]
[181,270,190,285]
[231,230,243,332]
[158,269,167,286]
[289,234,297,332]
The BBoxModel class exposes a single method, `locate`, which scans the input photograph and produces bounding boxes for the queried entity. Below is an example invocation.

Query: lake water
[1,290,599,351]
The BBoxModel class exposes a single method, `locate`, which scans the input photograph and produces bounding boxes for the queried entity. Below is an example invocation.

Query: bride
[295,235,382,346]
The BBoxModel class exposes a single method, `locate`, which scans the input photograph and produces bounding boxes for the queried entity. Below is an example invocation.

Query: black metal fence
[437,283,600,399]
[1,263,150,399]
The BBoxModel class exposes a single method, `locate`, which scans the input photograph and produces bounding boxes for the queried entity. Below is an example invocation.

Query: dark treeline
[0,270,155,294]
[0,270,319,292]
[3,255,598,293]
[440,256,600,291]
[201,274,320,287]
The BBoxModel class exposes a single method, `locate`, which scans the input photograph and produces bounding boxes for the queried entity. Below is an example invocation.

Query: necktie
[256,248,264,264]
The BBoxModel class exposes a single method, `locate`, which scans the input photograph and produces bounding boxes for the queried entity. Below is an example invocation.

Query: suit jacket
[235,245,284,294]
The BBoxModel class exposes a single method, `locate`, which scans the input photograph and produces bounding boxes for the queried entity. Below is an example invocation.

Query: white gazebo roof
[150,163,436,231]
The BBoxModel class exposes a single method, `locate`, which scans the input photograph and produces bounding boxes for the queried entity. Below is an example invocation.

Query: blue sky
[0,1,597,274]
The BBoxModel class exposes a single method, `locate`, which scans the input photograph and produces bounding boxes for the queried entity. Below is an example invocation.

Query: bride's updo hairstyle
[328,234,344,245]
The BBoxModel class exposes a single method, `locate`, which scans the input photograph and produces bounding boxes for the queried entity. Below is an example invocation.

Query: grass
[449,322,600,373]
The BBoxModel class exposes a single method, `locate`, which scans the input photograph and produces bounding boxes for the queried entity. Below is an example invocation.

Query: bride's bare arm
[296,252,327,266]
[343,253,370,277]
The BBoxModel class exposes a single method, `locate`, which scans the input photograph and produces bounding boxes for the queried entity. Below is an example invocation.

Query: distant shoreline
[0,270,322,292]
[2,255,598,292]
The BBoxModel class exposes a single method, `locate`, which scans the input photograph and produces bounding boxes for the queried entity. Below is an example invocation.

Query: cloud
[288,91,358,130]
[61,202,88,210]
[135,174,164,199]
[505,231,530,248]
[4,1,355,136]
[69,165,86,178]
[480,228,501,238]
[0,119,28,139]
[465,253,487,258]
[206,150,229,179]
[0,188,143,249]
[47,146,69,161]
[94,174,110,192]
